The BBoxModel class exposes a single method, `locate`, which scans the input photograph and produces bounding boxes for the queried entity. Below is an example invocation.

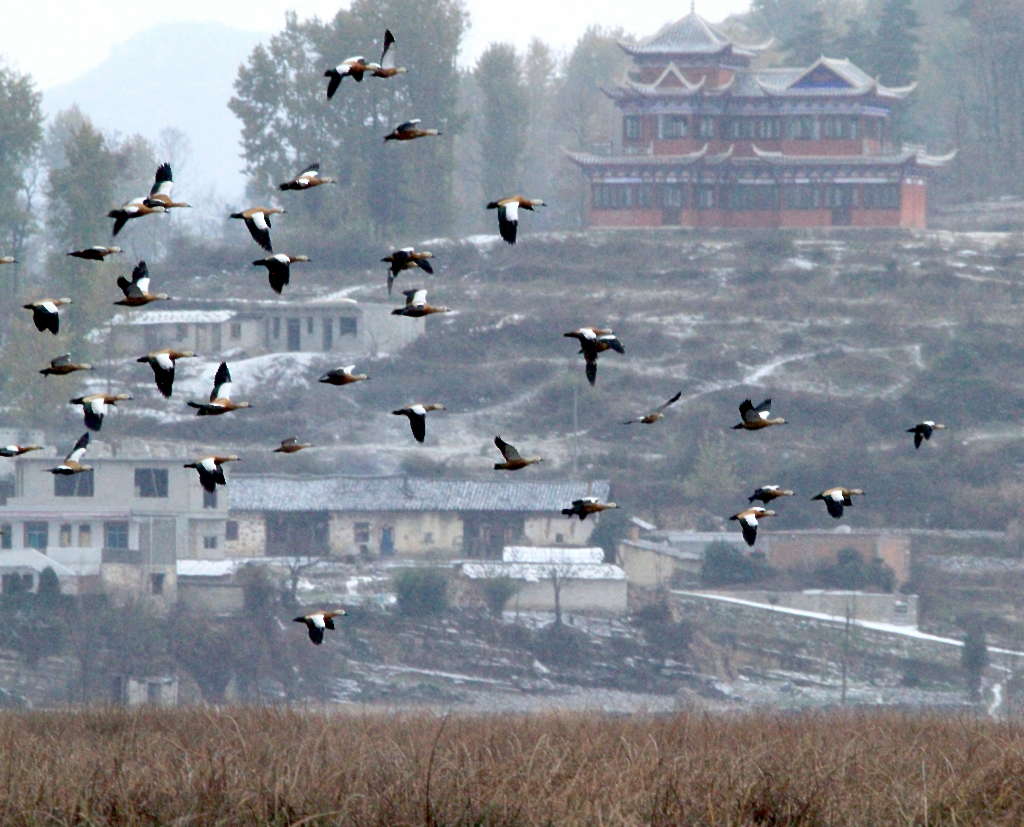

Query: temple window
[623,115,643,140]
[658,114,689,139]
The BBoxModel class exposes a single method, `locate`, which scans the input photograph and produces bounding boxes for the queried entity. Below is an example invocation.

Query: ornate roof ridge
[620,11,771,56]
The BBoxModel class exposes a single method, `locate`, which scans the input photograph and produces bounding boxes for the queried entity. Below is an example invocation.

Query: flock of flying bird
[2,27,947,645]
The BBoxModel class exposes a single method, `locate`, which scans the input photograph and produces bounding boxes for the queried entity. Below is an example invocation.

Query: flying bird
[730,506,775,547]
[371,30,407,78]
[108,198,165,236]
[812,486,865,519]
[67,246,122,261]
[69,393,132,432]
[733,398,787,430]
[325,56,373,97]
[23,298,72,335]
[142,163,190,209]
[564,327,624,386]
[252,254,310,294]
[384,119,440,141]
[48,433,91,475]
[0,256,15,264]
[184,455,240,492]
[392,403,446,443]
[318,365,369,386]
[0,444,42,458]
[486,196,545,245]
[278,163,336,191]
[748,485,795,505]
[391,288,450,317]
[623,391,682,424]
[907,420,946,449]
[115,261,170,306]
[493,436,543,471]
[293,609,347,645]
[381,247,433,295]
[274,437,313,454]
[137,349,196,398]
[187,362,252,416]
[230,207,285,252]
[562,497,618,521]
[40,354,92,377]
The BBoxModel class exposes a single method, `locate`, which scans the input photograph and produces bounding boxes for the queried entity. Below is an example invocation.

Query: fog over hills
[43,22,267,209]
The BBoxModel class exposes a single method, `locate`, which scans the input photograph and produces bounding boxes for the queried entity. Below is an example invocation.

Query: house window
[203,489,218,509]
[272,317,281,339]
[727,185,778,210]
[659,185,685,208]
[696,185,716,209]
[24,522,48,550]
[203,535,218,550]
[78,524,92,547]
[134,468,169,498]
[230,322,242,339]
[822,116,857,139]
[226,521,239,541]
[783,185,822,209]
[623,115,642,140]
[825,184,854,207]
[555,533,565,543]
[423,532,434,545]
[59,524,72,548]
[755,118,781,139]
[54,471,94,497]
[306,317,315,334]
[0,524,10,549]
[104,521,129,550]
[150,572,165,595]
[354,522,370,544]
[696,116,716,138]
[338,317,357,336]
[861,184,900,209]
[323,318,333,350]
[176,323,188,340]
[789,116,817,140]
[658,114,688,139]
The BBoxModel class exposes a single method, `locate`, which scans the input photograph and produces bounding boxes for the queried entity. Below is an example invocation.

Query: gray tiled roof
[636,12,733,54]
[230,475,611,514]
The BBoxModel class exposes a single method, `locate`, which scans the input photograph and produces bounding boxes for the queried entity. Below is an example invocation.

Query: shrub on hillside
[393,569,448,617]
[479,577,519,618]
[815,548,895,592]
[700,541,772,586]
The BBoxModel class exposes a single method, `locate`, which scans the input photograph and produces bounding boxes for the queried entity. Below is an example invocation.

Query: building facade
[109,297,423,360]
[0,451,230,602]
[568,10,954,229]
[225,476,612,560]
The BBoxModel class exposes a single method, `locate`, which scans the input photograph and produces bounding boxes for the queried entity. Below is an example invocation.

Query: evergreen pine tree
[475,43,528,199]
[871,0,921,86]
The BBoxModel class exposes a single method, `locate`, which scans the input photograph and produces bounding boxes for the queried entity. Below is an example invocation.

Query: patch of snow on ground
[786,257,817,271]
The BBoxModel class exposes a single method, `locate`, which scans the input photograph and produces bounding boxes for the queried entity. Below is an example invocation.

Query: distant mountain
[43,22,268,209]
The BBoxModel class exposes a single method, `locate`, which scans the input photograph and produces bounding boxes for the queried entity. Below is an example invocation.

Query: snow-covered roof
[176,559,243,578]
[231,476,611,514]
[502,546,605,564]
[461,561,626,582]
[111,309,236,326]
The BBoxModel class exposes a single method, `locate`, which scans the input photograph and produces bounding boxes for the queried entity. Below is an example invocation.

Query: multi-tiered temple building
[568,10,954,229]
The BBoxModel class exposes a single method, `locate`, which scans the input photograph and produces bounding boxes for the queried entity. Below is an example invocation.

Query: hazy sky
[7,0,751,89]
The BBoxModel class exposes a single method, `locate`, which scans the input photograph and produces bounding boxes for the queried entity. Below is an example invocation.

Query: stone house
[107,297,423,359]
[457,546,628,615]
[225,476,612,559]
[0,445,230,604]
[619,524,912,589]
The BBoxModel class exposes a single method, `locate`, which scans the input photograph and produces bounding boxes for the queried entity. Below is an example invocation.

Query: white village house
[107,296,423,358]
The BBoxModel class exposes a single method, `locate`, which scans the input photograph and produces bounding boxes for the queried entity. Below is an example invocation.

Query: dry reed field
[1,707,1024,825]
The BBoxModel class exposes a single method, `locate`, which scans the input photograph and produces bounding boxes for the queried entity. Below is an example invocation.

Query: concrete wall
[524,514,597,547]
[177,580,246,614]
[619,544,701,589]
[706,589,918,626]
[100,562,176,607]
[506,578,627,615]
[761,533,912,585]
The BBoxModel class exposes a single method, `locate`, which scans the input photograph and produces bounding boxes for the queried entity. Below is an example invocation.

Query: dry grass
[2,708,1024,825]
